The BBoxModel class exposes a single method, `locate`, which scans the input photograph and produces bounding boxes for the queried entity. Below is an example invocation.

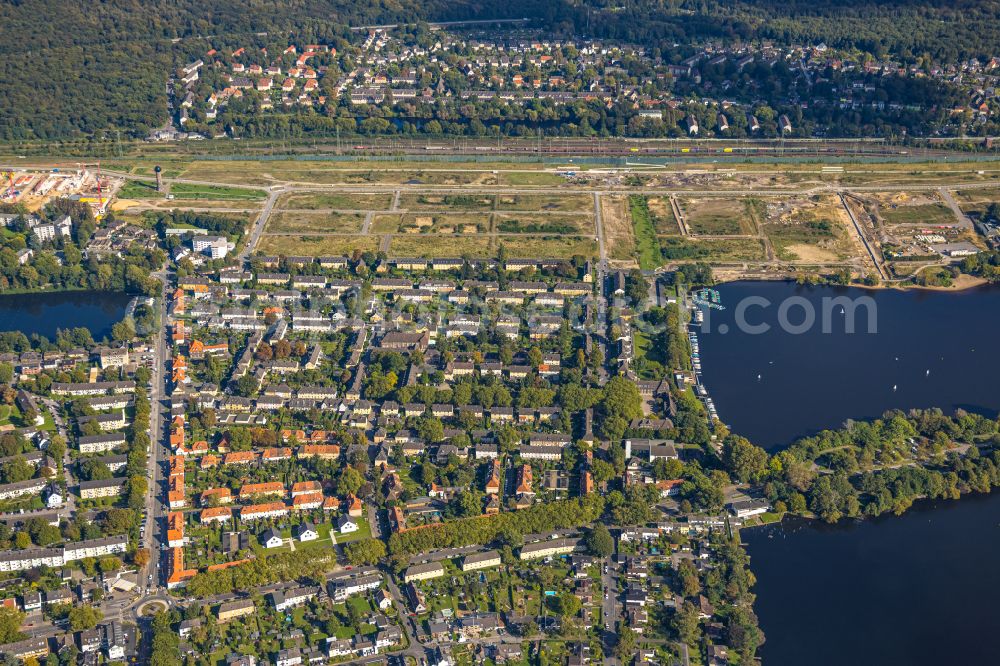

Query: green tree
[418,416,444,443]
[0,607,25,644]
[677,559,700,597]
[110,318,135,342]
[722,435,769,483]
[550,592,582,617]
[672,601,701,645]
[67,606,103,632]
[344,539,387,566]
[602,377,643,422]
[149,612,179,666]
[584,525,614,558]
[338,466,364,497]
[1,456,33,484]
[615,626,638,661]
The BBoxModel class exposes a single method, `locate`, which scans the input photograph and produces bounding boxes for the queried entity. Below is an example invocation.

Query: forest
[3,0,1000,140]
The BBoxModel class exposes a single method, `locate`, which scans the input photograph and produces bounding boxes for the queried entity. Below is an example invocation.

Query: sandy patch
[111,199,142,211]
[782,243,840,263]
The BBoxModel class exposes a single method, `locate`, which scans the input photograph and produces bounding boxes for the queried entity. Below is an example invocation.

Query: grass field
[397,213,490,234]
[678,197,754,235]
[388,235,493,258]
[496,235,599,259]
[499,171,567,187]
[629,195,664,269]
[371,214,403,233]
[266,212,366,234]
[880,202,957,226]
[659,237,767,262]
[257,234,380,256]
[275,192,392,210]
[169,183,267,201]
[498,193,593,212]
[494,213,591,234]
[0,404,22,427]
[118,180,161,199]
[646,196,683,235]
[182,160,497,186]
[398,192,495,210]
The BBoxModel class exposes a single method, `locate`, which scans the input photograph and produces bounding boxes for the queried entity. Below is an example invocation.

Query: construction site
[1,163,125,219]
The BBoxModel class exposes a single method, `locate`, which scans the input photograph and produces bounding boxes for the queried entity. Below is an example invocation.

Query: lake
[0,291,132,340]
[696,281,1000,449]
[744,493,1000,666]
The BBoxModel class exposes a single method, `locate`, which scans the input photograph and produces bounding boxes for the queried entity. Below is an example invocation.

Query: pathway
[239,188,281,259]
[938,187,975,229]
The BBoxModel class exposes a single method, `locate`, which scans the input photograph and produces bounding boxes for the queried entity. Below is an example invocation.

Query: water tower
[154,165,163,192]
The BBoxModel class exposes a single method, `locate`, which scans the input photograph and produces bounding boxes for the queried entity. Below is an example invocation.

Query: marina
[686,298,718,423]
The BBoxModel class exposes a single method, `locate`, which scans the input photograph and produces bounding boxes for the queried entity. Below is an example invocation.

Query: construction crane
[75,161,107,218]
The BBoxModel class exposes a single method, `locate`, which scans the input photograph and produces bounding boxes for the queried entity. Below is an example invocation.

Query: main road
[142,268,171,592]
[239,188,283,260]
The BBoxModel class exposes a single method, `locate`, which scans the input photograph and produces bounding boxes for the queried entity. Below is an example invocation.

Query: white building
[337,515,359,534]
[192,235,230,259]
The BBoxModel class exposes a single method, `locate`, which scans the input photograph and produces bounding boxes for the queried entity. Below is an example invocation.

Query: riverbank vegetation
[720,409,1000,523]
[959,250,1000,282]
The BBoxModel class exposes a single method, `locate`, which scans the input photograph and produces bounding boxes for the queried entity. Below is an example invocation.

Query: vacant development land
[66,155,1000,273]
[881,202,957,226]
[660,237,767,262]
[495,213,590,235]
[265,212,366,234]
[497,235,599,259]
[275,192,393,210]
[761,195,855,263]
[646,196,683,235]
[871,192,957,226]
[398,213,490,234]
[257,234,380,256]
[602,195,636,264]
[398,193,495,211]
[629,195,665,269]
[498,193,593,212]
[389,235,493,258]
[952,188,1000,219]
[678,197,755,235]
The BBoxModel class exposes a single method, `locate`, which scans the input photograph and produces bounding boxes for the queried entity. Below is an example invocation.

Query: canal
[0,291,132,340]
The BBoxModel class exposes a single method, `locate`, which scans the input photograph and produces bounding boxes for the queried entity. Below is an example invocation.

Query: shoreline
[712,273,992,293]
[742,475,1000,534]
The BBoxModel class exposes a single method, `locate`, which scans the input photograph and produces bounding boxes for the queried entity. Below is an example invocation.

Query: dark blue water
[697,281,1000,449]
[0,291,132,340]
[745,493,1000,666]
